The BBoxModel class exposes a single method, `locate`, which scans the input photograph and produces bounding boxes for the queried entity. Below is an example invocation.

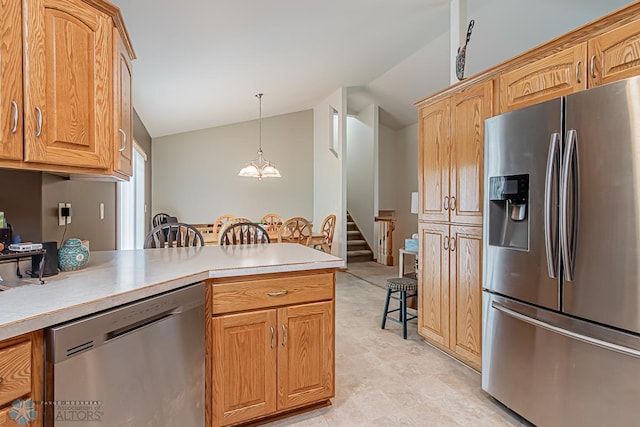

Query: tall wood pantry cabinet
[417,79,492,371]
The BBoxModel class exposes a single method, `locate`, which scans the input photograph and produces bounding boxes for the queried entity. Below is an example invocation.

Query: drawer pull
[267,290,288,297]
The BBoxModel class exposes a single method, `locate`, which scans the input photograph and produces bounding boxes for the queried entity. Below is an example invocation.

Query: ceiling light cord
[237,92,281,179]
[257,93,263,154]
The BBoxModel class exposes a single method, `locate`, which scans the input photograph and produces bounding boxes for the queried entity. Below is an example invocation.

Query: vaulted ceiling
[111,0,632,137]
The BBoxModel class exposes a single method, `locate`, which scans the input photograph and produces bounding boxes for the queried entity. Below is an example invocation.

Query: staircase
[346,212,373,263]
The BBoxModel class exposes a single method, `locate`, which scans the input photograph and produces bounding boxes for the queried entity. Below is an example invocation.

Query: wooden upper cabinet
[418,98,451,223]
[0,0,23,161]
[500,43,587,113]
[114,28,133,177]
[23,0,112,169]
[588,19,640,87]
[449,225,482,371]
[450,80,492,226]
[418,221,449,348]
[277,301,334,410]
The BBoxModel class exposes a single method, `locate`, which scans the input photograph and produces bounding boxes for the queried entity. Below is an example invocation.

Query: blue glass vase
[58,238,90,271]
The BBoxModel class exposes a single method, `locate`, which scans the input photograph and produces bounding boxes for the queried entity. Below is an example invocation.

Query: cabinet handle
[267,290,288,297]
[35,106,43,137]
[444,196,449,210]
[10,101,18,134]
[589,55,596,78]
[281,324,287,347]
[118,129,127,152]
[575,61,582,84]
[270,326,275,349]
[450,237,456,252]
[450,196,456,211]
[444,236,449,251]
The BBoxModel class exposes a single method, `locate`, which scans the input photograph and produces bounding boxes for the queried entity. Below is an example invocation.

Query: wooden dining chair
[219,222,270,245]
[261,213,284,234]
[152,212,172,228]
[212,214,237,241]
[309,214,336,253]
[278,217,312,245]
[143,222,205,248]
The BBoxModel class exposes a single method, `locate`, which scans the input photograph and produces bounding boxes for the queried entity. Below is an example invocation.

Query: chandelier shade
[238,93,281,180]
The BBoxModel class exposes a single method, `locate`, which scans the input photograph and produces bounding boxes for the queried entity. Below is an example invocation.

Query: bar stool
[381,277,418,339]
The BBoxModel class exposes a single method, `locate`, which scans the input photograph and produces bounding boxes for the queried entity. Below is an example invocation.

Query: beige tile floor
[265,261,527,426]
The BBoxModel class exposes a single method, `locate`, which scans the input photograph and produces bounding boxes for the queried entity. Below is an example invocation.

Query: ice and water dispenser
[488,174,529,250]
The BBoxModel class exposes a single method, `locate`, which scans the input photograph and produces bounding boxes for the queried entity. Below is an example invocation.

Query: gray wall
[152,110,313,224]
[0,170,43,243]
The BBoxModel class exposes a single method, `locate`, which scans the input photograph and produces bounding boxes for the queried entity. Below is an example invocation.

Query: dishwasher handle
[105,309,181,342]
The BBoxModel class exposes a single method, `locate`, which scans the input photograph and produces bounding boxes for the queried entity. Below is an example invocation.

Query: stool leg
[401,290,408,339]
[381,288,392,329]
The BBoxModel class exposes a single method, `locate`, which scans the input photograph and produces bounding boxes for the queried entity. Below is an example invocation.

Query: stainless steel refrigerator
[483,75,640,426]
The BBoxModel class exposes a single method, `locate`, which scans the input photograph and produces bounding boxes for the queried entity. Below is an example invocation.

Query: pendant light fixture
[238,93,281,180]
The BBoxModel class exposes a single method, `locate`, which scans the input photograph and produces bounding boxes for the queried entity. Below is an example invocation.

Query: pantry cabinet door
[23,0,112,169]
[417,222,450,348]
[450,80,492,226]
[418,98,451,223]
[449,225,482,371]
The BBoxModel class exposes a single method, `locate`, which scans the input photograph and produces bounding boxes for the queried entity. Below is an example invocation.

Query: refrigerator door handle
[561,129,579,281]
[544,133,560,278]
[491,300,640,359]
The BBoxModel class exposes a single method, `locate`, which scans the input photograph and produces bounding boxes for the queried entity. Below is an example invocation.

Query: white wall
[378,122,418,267]
[314,89,346,260]
[152,110,313,223]
[346,105,377,250]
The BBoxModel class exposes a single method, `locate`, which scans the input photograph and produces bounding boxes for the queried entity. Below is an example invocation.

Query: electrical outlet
[58,202,72,226]
[58,203,65,226]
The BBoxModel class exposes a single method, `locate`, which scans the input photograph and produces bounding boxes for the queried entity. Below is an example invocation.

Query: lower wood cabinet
[0,331,43,426]
[207,270,335,427]
[418,222,482,371]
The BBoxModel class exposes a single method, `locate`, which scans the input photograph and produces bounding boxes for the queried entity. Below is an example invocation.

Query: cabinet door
[211,310,277,427]
[418,98,450,222]
[449,225,482,371]
[23,0,112,169]
[588,19,640,87]
[0,0,22,161]
[277,301,334,410]
[417,222,449,347]
[500,43,587,113]
[450,80,492,226]
[113,29,133,177]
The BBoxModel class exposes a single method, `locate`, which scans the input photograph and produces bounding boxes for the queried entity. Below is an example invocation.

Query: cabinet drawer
[0,341,31,407]
[211,272,334,314]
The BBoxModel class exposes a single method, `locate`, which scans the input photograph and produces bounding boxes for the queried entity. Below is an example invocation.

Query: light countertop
[0,243,344,341]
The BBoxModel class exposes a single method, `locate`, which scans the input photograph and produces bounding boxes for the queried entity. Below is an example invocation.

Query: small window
[329,106,339,157]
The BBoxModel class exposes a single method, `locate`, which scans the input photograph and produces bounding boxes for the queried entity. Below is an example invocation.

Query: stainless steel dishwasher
[45,282,205,427]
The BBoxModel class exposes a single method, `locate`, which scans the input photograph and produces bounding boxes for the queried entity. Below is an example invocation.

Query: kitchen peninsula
[0,243,343,426]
